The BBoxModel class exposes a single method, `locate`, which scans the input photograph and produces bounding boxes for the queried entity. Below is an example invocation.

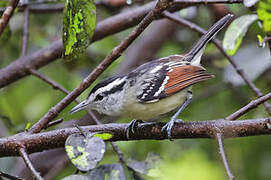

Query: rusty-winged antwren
[70,14,233,139]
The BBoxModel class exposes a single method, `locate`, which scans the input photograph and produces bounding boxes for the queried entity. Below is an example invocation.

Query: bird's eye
[95,94,104,101]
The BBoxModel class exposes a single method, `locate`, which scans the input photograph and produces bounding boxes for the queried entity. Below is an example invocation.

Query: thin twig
[28,69,70,94]
[173,0,242,4]
[0,0,19,36]
[0,171,25,180]
[21,2,29,57]
[18,148,43,180]
[111,142,126,164]
[226,92,271,120]
[29,68,101,125]
[1,118,271,157]
[27,0,173,134]
[215,133,235,180]
[163,12,271,116]
[45,118,63,129]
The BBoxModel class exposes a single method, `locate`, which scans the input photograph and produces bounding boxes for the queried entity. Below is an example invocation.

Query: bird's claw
[126,120,144,139]
[161,119,183,140]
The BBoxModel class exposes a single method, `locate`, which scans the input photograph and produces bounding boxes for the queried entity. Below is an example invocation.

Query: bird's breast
[121,88,190,120]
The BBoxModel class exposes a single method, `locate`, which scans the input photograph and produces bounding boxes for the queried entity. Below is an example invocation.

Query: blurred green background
[1,1,271,179]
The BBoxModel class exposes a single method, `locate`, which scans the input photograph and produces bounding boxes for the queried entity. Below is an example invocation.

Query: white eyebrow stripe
[96,77,126,94]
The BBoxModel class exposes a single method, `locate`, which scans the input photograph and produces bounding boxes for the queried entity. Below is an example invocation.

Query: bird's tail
[186,14,233,65]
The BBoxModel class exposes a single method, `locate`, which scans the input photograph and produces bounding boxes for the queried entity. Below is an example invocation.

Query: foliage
[63,0,96,60]
[257,0,271,33]
[223,0,271,55]
[223,14,258,55]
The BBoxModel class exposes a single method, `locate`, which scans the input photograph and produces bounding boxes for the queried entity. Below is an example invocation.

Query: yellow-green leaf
[257,0,271,33]
[25,122,32,131]
[62,0,96,60]
[93,132,113,140]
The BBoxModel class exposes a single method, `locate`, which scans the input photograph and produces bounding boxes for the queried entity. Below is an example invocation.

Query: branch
[0,0,244,88]
[163,12,271,116]
[0,0,19,36]
[45,118,63,129]
[215,133,235,180]
[0,3,64,13]
[0,171,25,180]
[20,3,64,13]
[173,0,242,4]
[27,0,173,134]
[28,69,70,94]
[0,118,271,157]
[21,3,29,57]
[226,92,271,120]
[18,148,43,180]
[0,1,129,14]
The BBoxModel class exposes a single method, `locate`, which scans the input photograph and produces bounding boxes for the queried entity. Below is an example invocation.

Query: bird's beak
[70,100,89,114]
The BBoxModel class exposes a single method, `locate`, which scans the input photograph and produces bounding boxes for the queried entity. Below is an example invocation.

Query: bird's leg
[126,119,145,139]
[162,92,193,140]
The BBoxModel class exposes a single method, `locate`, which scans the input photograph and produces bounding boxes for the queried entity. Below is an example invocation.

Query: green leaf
[93,132,113,140]
[25,122,32,131]
[223,14,258,56]
[257,0,271,33]
[65,133,106,171]
[62,0,96,60]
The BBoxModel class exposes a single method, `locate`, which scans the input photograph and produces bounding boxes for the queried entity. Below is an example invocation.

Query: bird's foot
[161,119,183,140]
[126,120,144,139]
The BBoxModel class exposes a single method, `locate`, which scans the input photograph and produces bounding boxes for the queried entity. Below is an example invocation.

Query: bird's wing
[136,63,213,103]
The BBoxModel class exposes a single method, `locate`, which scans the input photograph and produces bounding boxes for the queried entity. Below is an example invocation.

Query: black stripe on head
[103,80,126,96]
[88,75,126,97]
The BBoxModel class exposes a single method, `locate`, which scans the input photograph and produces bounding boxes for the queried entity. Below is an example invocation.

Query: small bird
[71,14,233,139]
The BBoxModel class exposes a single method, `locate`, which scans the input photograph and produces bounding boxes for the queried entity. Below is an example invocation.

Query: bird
[70,14,233,139]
